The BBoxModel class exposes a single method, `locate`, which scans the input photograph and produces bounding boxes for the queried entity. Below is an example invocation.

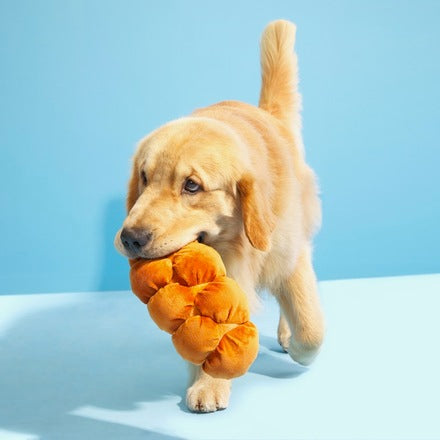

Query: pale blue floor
[1,274,439,440]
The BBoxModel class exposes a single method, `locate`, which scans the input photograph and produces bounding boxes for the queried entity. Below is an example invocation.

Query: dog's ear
[237,174,275,251]
[126,165,139,214]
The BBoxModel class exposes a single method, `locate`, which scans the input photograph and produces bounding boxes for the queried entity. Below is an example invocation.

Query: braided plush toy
[129,242,259,379]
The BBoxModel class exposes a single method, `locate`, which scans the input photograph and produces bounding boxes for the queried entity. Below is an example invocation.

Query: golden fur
[115,19,324,412]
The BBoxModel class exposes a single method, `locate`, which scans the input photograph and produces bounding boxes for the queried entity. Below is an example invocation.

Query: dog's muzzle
[120,227,152,255]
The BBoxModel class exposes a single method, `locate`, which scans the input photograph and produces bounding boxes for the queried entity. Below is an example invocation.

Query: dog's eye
[140,170,147,186]
[184,178,201,194]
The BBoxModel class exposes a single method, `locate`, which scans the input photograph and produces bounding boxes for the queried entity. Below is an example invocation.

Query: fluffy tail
[258,20,301,129]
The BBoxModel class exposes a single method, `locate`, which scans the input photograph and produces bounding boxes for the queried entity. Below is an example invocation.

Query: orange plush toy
[129,242,259,379]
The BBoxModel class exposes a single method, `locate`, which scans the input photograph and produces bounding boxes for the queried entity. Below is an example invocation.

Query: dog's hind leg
[275,244,325,365]
[277,310,291,352]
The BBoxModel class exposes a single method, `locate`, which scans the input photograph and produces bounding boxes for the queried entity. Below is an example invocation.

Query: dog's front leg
[186,363,231,412]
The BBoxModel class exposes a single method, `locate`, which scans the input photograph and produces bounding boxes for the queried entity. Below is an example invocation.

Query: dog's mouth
[197,231,207,244]
[116,229,209,260]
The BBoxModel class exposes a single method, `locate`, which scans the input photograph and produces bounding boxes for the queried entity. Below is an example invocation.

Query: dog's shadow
[250,335,309,379]
[0,293,187,439]
[96,197,129,292]
[0,294,307,439]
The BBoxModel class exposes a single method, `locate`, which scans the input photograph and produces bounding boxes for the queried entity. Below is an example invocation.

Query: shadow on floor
[250,335,309,379]
[0,293,187,440]
[0,294,306,439]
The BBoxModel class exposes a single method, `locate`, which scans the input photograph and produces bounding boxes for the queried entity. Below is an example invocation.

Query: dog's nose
[120,228,152,253]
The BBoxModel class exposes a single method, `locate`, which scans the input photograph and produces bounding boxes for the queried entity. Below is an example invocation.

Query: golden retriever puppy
[115,19,324,412]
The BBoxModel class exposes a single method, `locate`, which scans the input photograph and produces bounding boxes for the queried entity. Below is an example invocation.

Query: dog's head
[114,117,274,259]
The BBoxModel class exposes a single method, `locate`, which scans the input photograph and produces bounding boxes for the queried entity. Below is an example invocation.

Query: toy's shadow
[0,292,186,440]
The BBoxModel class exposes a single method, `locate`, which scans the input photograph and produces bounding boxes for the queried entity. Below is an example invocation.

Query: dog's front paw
[186,377,231,413]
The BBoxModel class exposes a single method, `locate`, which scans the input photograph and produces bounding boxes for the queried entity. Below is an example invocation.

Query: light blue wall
[1,1,439,294]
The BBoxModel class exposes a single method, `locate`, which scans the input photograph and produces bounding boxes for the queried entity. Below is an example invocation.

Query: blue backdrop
[1,1,439,294]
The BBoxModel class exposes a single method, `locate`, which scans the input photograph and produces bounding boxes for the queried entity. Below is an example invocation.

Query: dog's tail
[258,20,301,129]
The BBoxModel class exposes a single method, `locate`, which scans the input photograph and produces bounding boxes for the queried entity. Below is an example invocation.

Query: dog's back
[192,20,321,289]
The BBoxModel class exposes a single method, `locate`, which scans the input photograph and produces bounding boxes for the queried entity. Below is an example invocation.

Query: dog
[114,19,324,413]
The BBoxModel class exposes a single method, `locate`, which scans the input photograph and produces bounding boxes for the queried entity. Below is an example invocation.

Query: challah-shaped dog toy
[129,242,259,379]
